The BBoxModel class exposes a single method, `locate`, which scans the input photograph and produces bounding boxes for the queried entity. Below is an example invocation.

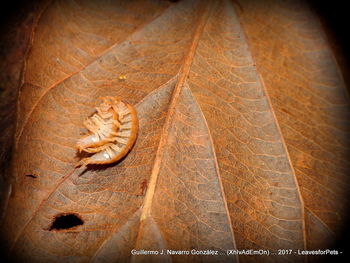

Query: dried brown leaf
[1,0,349,263]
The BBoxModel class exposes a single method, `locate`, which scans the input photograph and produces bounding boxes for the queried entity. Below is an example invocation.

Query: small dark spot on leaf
[137,179,148,196]
[49,213,84,231]
[25,174,37,178]
[281,108,293,116]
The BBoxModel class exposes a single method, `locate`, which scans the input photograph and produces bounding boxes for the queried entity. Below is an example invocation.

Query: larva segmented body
[76,96,138,167]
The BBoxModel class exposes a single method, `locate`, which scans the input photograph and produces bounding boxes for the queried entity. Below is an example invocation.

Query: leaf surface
[2,0,349,263]
[236,0,350,251]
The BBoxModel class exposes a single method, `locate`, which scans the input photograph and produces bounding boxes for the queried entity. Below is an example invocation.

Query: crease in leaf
[134,82,237,263]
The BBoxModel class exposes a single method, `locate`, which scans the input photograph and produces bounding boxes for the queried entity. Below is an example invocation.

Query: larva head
[99,98,114,114]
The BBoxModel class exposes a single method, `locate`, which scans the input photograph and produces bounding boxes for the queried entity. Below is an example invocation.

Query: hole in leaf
[49,213,83,231]
[25,174,37,178]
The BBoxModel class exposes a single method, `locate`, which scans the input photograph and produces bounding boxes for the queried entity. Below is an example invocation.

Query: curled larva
[76,96,138,167]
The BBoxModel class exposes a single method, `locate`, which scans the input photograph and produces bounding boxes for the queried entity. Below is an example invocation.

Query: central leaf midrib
[136,0,213,225]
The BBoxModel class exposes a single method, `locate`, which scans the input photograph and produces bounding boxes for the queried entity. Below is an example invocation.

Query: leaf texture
[235,0,350,250]
[187,2,305,262]
[1,0,349,263]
